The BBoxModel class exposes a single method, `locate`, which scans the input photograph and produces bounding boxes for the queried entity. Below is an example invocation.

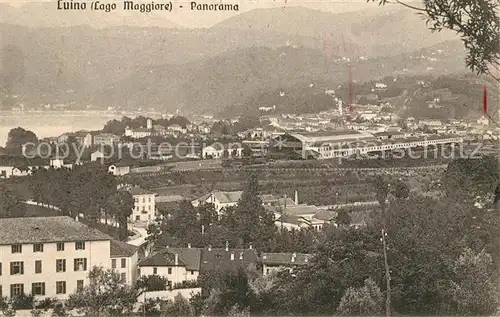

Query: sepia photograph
[0,0,499,316]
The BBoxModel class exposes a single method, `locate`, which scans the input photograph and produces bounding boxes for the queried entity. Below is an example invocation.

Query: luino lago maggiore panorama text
[57,0,239,11]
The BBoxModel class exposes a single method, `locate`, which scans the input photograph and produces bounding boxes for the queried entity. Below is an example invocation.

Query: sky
[0,0,406,28]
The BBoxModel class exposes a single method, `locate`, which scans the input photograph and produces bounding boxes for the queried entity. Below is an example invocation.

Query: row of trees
[1,164,134,240]
[102,116,190,136]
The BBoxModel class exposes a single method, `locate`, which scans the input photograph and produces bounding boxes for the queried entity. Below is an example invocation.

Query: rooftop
[0,216,111,245]
[110,240,139,258]
[129,187,154,196]
[138,249,185,267]
[200,248,258,272]
[261,252,312,265]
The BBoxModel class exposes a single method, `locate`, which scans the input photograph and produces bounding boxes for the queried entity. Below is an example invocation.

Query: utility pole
[381,228,391,317]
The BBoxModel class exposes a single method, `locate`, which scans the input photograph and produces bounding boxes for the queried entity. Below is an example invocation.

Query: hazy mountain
[0,2,181,28]
[92,41,468,115]
[0,5,467,113]
[214,6,459,56]
[0,23,317,105]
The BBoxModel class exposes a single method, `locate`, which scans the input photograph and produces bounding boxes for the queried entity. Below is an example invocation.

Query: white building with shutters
[0,217,138,300]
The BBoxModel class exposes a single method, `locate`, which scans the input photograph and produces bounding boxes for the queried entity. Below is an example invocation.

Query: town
[0,79,498,316]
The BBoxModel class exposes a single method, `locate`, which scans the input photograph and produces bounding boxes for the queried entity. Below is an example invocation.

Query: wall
[138,265,196,285]
[140,288,201,302]
[110,251,138,286]
[131,194,156,222]
[0,240,111,300]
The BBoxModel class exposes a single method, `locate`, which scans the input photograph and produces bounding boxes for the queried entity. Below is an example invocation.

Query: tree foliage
[0,184,26,218]
[66,266,139,317]
[337,278,384,316]
[371,0,500,79]
[5,127,38,155]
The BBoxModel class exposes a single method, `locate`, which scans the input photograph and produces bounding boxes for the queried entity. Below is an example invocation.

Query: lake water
[0,111,126,147]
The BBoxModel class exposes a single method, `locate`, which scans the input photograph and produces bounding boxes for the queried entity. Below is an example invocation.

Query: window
[266,269,270,274]
[153,267,157,274]
[135,216,140,221]
[76,280,84,291]
[32,282,45,296]
[57,243,65,251]
[10,284,23,296]
[33,244,44,252]
[11,244,22,254]
[10,262,24,275]
[190,270,194,275]
[121,259,126,268]
[167,267,172,274]
[56,259,66,272]
[0,285,2,297]
[35,260,42,274]
[74,258,87,271]
[0,262,2,276]
[75,241,85,250]
[111,259,117,269]
[56,281,66,294]
[120,273,126,282]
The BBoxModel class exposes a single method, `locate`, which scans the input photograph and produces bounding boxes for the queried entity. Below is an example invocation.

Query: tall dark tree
[0,185,26,218]
[233,173,276,250]
[106,190,134,240]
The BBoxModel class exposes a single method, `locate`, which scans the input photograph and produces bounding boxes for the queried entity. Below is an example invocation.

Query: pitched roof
[156,195,185,203]
[313,209,337,221]
[283,204,319,217]
[138,249,186,267]
[212,191,243,204]
[275,214,310,226]
[0,216,111,245]
[129,187,153,196]
[110,240,139,258]
[261,252,312,266]
[200,248,258,272]
[164,247,202,271]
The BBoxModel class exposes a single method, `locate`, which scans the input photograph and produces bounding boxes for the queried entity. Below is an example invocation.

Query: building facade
[129,187,157,222]
[0,217,112,300]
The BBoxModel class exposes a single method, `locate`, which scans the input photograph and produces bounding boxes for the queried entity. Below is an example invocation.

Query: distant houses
[0,156,73,179]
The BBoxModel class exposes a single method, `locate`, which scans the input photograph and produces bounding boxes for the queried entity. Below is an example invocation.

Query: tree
[374,195,500,314]
[200,268,256,316]
[450,247,498,315]
[0,185,26,218]
[391,180,410,199]
[242,145,252,157]
[337,278,384,316]
[106,190,134,240]
[162,293,193,316]
[5,127,38,155]
[66,266,139,316]
[232,173,277,250]
[336,210,351,227]
[371,0,499,79]
[442,156,498,205]
[136,275,169,292]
